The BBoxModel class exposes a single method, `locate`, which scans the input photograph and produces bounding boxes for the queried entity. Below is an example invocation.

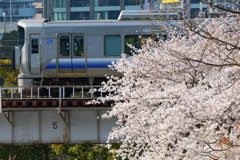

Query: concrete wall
[0,109,117,144]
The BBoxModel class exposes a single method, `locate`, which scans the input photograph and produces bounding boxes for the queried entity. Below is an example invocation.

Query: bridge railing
[0,86,104,100]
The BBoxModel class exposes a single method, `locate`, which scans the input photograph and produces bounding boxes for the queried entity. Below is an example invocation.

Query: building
[0,0,38,22]
[43,0,203,21]
[0,0,37,33]
[43,0,206,21]
[44,0,146,21]
[44,0,238,21]
[33,0,43,19]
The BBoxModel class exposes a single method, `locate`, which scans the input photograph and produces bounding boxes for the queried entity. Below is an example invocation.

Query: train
[12,11,175,90]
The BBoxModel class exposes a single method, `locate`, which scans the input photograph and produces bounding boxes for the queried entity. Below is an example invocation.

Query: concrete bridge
[0,86,116,144]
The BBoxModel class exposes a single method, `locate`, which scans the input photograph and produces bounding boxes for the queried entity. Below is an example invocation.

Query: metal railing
[0,85,104,100]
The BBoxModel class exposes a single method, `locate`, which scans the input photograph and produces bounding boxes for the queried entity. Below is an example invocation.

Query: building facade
[0,0,39,33]
[0,0,38,22]
[45,0,238,21]
[44,0,203,21]
[33,0,43,19]
[44,0,147,21]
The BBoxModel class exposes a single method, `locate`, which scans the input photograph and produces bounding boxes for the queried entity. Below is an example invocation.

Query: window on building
[60,36,70,57]
[95,0,120,6]
[25,3,33,8]
[4,10,9,16]
[54,12,66,20]
[15,4,20,9]
[70,12,90,20]
[95,11,105,20]
[124,0,142,5]
[191,0,200,4]
[95,11,119,20]
[191,8,200,18]
[70,0,90,7]
[108,0,120,6]
[96,0,107,6]
[104,35,121,56]
[37,10,43,14]
[108,11,120,19]
[54,0,66,8]
[14,10,19,15]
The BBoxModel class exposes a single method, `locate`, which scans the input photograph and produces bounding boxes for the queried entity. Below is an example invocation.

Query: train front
[13,19,45,87]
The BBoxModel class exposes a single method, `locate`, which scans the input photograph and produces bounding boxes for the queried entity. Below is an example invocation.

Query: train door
[30,34,41,74]
[72,35,86,73]
[57,35,86,74]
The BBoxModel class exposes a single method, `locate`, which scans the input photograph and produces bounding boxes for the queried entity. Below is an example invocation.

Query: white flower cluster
[99,17,240,159]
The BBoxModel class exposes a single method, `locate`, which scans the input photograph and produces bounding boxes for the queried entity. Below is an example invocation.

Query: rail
[0,85,103,100]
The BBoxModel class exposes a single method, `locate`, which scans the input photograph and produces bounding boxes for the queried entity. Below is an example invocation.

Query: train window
[18,26,24,48]
[125,35,140,55]
[60,36,70,56]
[74,36,84,56]
[125,34,166,55]
[31,38,39,54]
[104,35,121,56]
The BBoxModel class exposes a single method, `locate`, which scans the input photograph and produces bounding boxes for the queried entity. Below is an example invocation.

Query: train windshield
[17,26,25,49]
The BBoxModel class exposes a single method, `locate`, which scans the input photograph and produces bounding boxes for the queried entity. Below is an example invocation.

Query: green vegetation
[0,30,18,86]
[1,30,17,58]
[0,144,120,160]
[0,59,18,86]
[0,145,51,160]
[51,144,120,160]
[1,30,18,48]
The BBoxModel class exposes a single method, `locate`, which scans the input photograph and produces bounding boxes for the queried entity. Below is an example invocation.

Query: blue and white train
[13,12,172,87]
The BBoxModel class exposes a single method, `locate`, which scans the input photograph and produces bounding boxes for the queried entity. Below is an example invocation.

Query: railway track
[0,85,112,108]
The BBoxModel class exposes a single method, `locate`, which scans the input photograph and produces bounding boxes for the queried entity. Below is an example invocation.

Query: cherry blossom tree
[96,8,240,160]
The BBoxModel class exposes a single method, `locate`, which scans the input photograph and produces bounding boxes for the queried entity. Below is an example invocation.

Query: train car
[13,15,172,88]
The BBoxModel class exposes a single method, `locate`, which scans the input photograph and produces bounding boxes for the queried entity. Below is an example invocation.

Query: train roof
[118,10,182,21]
[18,19,46,28]
[18,18,164,24]
[17,10,182,28]
[18,18,180,29]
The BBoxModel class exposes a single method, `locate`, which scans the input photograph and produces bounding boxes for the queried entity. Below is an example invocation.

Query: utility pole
[3,11,6,33]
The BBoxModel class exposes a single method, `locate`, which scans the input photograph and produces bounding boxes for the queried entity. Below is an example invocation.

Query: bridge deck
[0,85,113,109]
[1,99,113,108]
[0,86,116,144]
